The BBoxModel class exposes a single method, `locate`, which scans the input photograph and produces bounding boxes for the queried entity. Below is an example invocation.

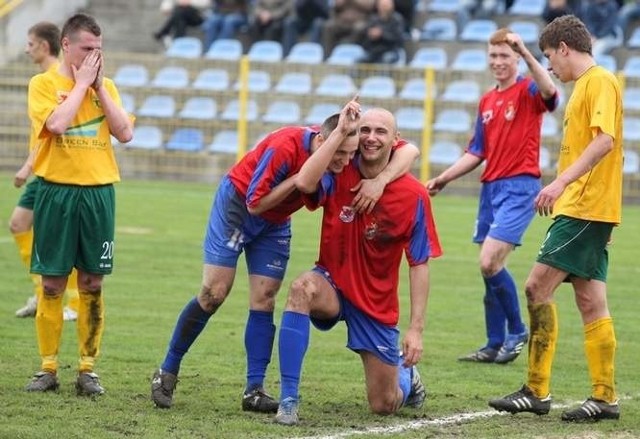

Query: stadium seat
[508,20,540,45]
[627,27,640,48]
[326,43,366,65]
[137,95,175,118]
[623,56,640,78]
[399,78,437,101]
[429,140,462,165]
[509,0,545,16]
[624,149,640,174]
[359,76,396,99]
[221,99,259,121]
[113,64,148,87]
[166,128,204,152]
[460,19,497,43]
[624,87,640,111]
[541,113,559,137]
[165,36,202,58]
[128,125,163,149]
[305,103,341,125]
[233,70,271,93]
[395,106,424,131]
[539,146,551,170]
[179,97,217,120]
[596,54,617,72]
[192,68,229,91]
[433,109,472,133]
[119,92,136,114]
[420,17,457,41]
[441,80,481,103]
[247,40,283,62]
[151,66,189,89]
[451,49,487,72]
[274,72,312,95]
[286,41,324,64]
[427,0,461,13]
[315,73,357,96]
[409,47,447,70]
[262,100,301,124]
[623,117,640,141]
[209,130,239,154]
[204,38,243,60]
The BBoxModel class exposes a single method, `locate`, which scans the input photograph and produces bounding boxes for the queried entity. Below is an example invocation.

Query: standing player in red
[427,28,558,364]
[151,99,419,410]
[274,106,442,425]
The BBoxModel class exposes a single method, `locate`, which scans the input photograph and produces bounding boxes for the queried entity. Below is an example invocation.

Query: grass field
[0,172,639,439]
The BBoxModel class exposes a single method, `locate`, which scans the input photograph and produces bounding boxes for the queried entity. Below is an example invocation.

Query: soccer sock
[487,268,526,335]
[278,311,310,401]
[483,276,506,350]
[13,229,40,288]
[584,317,617,403]
[161,297,212,375]
[245,310,276,392]
[527,303,558,398]
[398,362,412,405]
[65,269,79,313]
[35,288,63,373]
[76,289,105,373]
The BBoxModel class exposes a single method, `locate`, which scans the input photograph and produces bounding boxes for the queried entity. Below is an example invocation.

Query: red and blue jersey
[228,126,316,223]
[307,157,443,326]
[467,76,558,182]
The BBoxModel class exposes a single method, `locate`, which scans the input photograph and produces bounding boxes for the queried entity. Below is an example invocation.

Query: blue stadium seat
[233,70,271,93]
[624,149,640,174]
[151,66,189,89]
[420,17,457,41]
[623,117,640,141]
[433,109,472,133]
[128,125,163,150]
[508,20,540,45]
[165,36,202,58]
[395,106,424,131]
[326,43,366,65]
[247,40,283,62]
[119,92,135,114]
[286,41,324,64]
[624,87,640,111]
[399,78,437,101]
[627,27,640,48]
[179,97,217,120]
[209,130,239,154]
[509,0,545,16]
[315,73,357,96]
[274,72,312,95]
[409,47,447,70]
[429,140,462,165]
[427,0,461,13]
[205,38,243,60]
[305,103,341,125]
[359,76,396,99]
[541,113,559,137]
[262,100,301,124]
[137,95,175,118]
[539,146,551,170]
[596,54,617,72]
[221,99,259,121]
[113,64,148,87]
[192,68,229,91]
[451,49,487,72]
[623,56,640,78]
[441,80,480,103]
[166,128,204,152]
[460,19,497,43]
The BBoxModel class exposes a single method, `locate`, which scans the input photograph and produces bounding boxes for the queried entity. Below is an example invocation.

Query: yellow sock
[77,289,105,372]
[13,230,41,288]
[35,288,64,373]
[65,269,79,312]
[527,303,558,398]
[584,317,617,402]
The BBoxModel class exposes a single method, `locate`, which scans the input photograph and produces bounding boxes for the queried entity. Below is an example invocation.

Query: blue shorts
[473,175,540,246]
[310,266,400,366]
[203,175,291,280]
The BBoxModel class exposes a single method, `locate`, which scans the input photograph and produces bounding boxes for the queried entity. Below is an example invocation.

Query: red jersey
[467,76,558,182]
[228,126,316,223]
[307,157,442,326]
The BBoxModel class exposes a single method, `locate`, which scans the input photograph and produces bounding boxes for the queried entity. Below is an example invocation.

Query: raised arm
[93,53,133,143]
[506,32,557,100]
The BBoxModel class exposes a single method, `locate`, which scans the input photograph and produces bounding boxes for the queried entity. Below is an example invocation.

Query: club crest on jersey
[364,221,378,240]
[504,101,516,121]
[482,110,493,124]
[339,205,355,223]
[56,90,69,104]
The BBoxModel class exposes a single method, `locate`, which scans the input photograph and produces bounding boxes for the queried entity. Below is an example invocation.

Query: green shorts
[31,179,116,276]
[536,215,612,281]
[17,178,40,210]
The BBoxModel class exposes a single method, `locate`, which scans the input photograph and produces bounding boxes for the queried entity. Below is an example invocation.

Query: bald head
[360,107,398,134]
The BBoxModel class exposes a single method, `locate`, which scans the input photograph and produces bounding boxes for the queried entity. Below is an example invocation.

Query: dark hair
[320,113,357,138]
[29,21,61,56]
[61,13,101,40]
[539,15,592,55]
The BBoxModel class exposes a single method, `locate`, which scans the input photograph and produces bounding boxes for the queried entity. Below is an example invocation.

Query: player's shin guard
[35,288,64,372]
[77,289,104,373]
[483,277,506,349]
[585,317,617,403]
[245,310,275,391]
[527,303,558,398]
[489,268,526,334]
[278,311,310,401]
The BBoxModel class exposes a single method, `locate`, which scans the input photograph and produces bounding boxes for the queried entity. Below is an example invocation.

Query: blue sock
[483,276,506,350]
[398,361,412,405]
[278,311,310,401]
[245,310,276,392]
[488,268,526,335]
[161,297,212,375]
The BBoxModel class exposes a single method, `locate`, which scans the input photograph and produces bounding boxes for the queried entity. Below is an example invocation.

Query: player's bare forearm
[96,86,133,143]
[248,174,298,215]
[401,263,430,366]
[379,142,420,185]
[45,84,90,135]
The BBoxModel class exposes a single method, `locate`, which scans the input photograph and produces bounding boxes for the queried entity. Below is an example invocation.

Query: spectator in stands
[153,0,211,47]
[202,0,249,52]
[281,0,329,56]
[248,0,294,44]
[617,0,640,40]
[542,0,577,24]
[322,0,376,56]
[583,0,623,57]
[457,0,506,30]
[393,0,416,36]
[357,0,405,64]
